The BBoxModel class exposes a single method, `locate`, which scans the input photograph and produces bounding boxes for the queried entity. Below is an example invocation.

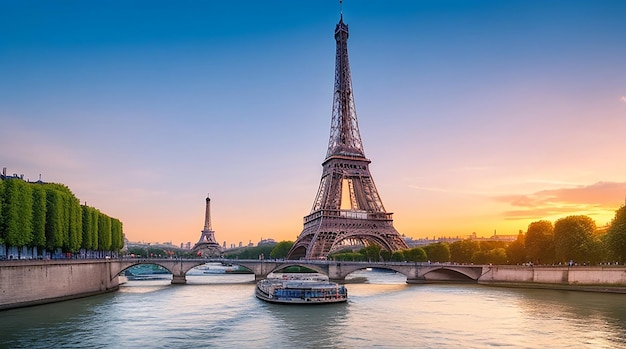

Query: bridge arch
[333,263,413,280]
[107,259,484,284]
[114,261,171,277]
[110,259,209,284]
[268,262,328,276]
[418,265,483,282]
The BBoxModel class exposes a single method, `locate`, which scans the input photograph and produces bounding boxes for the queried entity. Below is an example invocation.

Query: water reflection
[263,299,349,348]
[510,288,626,347]
[0,292,117,347]
[2,272,626,348]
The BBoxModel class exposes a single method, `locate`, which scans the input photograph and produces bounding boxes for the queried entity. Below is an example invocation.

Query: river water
[1,270,625,348]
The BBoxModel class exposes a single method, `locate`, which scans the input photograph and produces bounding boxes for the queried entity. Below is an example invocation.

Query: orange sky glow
[2,1,626,247]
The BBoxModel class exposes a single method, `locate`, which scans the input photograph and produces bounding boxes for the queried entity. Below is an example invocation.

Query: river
[1,270,625,348]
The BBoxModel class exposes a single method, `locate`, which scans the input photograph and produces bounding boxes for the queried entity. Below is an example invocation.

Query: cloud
[495,181,626,220]
[621,96,626,103]
[408,185,489,196]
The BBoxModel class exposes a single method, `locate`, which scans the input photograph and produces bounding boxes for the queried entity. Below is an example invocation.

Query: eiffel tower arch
[192,195,223,257]
[287,12,408,260]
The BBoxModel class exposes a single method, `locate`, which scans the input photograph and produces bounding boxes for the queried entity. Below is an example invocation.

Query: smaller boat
[255,273,348,304]
[187,263,244,275]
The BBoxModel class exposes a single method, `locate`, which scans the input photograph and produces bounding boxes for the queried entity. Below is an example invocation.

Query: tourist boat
[255,273,348,304]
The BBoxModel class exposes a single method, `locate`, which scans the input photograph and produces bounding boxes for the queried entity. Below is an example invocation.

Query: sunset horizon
[2,0,626,247]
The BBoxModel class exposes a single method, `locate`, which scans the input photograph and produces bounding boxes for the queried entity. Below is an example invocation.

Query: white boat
[255,273,348,304]
[188,263,241,275]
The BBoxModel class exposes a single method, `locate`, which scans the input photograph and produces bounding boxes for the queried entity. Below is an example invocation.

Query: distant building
[258,238,276,246]
[1,167,44,183]
[402,231,517,248]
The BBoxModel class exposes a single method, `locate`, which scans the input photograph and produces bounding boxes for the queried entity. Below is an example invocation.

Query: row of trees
[330,208,626,265]
[247,207,626,266]
[0,178,124,258]
[506,210,626,265]
[329,240,511,264]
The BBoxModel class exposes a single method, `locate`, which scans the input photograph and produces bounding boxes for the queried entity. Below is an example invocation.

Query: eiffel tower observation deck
[287,9,409,260]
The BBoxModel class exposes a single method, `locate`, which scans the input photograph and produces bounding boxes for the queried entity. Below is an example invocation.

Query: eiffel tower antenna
[339,0,343,19]
[287,6,408,260]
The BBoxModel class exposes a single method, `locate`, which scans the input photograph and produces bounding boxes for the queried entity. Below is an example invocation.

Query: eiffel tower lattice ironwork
[287,13,408,260]
[192,195,222,257]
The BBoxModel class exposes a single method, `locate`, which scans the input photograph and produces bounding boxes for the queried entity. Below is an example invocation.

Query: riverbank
[3,261,626,311]
[480,281,626,294]
[477,265,626,294]
[0,259,119,310]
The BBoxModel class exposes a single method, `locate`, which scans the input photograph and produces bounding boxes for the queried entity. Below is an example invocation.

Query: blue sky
[2,0,626,246]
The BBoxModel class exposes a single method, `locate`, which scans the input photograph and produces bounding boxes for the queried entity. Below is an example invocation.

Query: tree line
[338,208,626,265]
[505,210,626,265]
[0,178,124,258]
[229,206,626,266]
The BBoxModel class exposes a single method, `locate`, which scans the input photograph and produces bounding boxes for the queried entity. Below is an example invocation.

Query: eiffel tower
[192,195,222,257]
[287,11,409,260]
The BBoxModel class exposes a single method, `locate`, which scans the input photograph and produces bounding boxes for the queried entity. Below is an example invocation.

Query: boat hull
[255,288,347,304]
[255,274,348,305]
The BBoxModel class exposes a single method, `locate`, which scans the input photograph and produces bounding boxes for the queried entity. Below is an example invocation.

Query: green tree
[60,191,70,250]
[506,232,527,264]
[472,248,508,264]
[606,206,626,263]
[390,250,405,261]
[270,241,294,259]
[449,240,479,264]
[98,213,112,252]
[0,179,122,256]
[478,240,508,251]
[16,180,34,248]
[362,245,382,262]
[44,187,64,251]
[331,252,365,261]
[67,196,82,252]
[422,242,450,262]
[110,218,124,251]
[0,180,4,245]
[525,220,555,264]
[1,179,34,250]
[554,215,596,263]
[404,247,428,262]
[225,245,275,259]
[90,208,99,251]
[31,185,47,250]
[380,250,392,261]
[81,205,93,250]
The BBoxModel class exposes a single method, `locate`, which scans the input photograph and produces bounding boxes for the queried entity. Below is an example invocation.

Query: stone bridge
[110,258,487,284]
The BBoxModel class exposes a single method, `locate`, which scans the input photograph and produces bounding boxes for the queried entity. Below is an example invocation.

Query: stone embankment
[3,261,626,311]
[0,260,119,310]
[478,265,626,293]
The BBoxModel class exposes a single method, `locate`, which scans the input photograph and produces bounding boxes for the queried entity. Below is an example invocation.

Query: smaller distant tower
[192,195,222,257]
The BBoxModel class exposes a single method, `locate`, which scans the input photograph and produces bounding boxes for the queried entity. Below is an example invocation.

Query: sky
[2,0,626,247]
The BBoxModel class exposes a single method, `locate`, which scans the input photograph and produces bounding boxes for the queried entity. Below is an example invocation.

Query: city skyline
[2,1,626,246]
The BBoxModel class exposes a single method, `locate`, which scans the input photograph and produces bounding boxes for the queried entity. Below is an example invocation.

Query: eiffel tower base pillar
[171,274,187,284]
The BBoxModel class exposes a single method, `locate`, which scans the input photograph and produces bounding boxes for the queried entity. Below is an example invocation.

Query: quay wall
[0,260,118,310]
[478,266,626,291]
